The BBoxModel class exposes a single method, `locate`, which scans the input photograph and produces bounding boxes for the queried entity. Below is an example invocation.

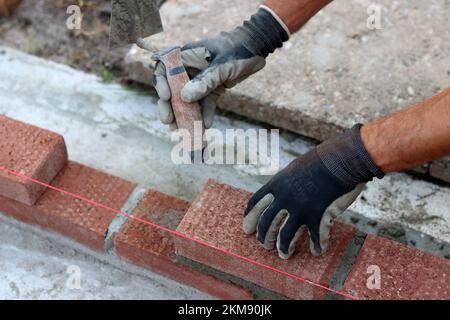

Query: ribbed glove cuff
[316,124,385,186]
[234,8,289,58]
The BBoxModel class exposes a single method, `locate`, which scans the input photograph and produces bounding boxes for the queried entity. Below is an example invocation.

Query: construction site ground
[0,0,449,299]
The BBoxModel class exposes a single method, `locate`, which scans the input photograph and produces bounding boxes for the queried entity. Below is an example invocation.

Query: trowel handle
[158,47,205,154]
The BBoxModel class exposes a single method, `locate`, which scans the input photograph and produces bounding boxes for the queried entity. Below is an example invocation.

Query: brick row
[115,189,253,300]
[2,115,448,300]
[173,179,450,300]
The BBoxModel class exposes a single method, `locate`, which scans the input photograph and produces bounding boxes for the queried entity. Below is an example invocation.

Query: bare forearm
[263,1,450,174]
[264,0,333,33]
[361,88,450,173]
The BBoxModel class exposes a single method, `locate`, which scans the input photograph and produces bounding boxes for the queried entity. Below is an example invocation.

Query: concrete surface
[0,212,210,300]
[0,47,449,298]
[125,0,450,183]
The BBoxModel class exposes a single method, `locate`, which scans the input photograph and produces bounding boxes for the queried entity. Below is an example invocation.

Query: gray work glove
[243,125,385,259]
[153,8,289,129]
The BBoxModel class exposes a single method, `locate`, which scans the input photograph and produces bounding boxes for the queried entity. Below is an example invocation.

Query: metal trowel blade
[109,0,163,49]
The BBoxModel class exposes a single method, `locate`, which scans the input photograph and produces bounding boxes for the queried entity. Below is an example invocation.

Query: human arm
[153,0,332,129]
[264,0,333,33]
[362,87,450,173]
[244,88,450,258]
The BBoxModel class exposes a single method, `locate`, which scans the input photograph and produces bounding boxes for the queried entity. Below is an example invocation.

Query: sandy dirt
[0,0,163,80]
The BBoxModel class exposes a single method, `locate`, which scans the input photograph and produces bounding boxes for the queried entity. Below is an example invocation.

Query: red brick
[0,115,68,205]
[0,161,135,251]
[343,235,450,300]
[115,189,253,300]
[174,179,357,300]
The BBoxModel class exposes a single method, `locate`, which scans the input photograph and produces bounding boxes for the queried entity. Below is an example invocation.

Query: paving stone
[430,157,450,183]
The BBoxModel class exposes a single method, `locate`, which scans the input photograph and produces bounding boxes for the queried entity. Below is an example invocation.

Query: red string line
[0,165,360,300]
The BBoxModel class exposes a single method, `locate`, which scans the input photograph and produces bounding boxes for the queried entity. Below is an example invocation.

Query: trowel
[109,0,205,163]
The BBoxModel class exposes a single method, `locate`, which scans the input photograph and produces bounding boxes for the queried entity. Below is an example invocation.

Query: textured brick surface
[175,180,357,300]
[0,161,135,251]
[343,235,450,300]
[115,189,253,300]
[0,115,68,205]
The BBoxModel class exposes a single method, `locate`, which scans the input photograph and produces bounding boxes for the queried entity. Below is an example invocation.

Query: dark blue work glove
[243,125,385,258]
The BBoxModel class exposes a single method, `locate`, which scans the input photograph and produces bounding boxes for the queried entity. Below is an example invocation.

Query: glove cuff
[316,124,385,186]
[235,8,289,58]
[259,5,291,37]
[351,124,386,180]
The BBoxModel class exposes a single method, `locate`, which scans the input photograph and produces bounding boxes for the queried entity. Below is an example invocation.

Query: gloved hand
[243,124,385,259]
[153,7,289,129]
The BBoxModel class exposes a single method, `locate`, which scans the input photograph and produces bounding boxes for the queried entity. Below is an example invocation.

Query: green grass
[24,40,44,56]
[100,66,114,83]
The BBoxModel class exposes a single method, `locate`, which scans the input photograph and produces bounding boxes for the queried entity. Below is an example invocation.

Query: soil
[0,0,163,80]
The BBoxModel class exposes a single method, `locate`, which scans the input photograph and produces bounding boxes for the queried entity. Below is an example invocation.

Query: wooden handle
[0,0,21,17]
[158,47,205,154]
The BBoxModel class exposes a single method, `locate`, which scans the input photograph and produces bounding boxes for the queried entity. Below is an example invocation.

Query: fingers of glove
[277,216,307,260]
[243,188,273,235]
[182,63,229,103]
[154,46,211,102]
[158,99,174,125]
[310,184,366,256]
[261,209,288,250]
[156,70,215,128]
[153,62,171,101]
[256,200,285,247]
[169,122,178,131]
[223,74,250,89]
[223,57,266,89]
[200,93,219,129]
[308,226,323,257]
[181,46,211,70]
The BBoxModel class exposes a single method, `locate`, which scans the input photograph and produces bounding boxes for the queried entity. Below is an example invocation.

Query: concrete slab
[430,157,450,183]
[0,46,449,297]
[124,0,450,183]
[0,212,211,300]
